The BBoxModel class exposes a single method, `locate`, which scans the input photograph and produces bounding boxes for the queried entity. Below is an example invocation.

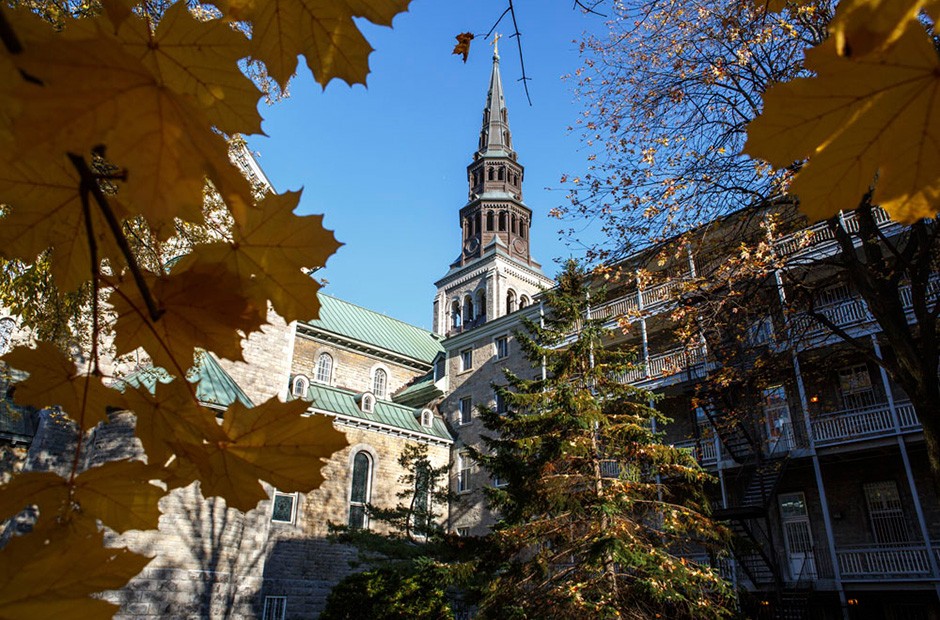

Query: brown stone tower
[432,44,553,336]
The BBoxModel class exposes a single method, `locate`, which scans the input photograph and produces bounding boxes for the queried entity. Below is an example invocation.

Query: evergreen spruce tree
[472,260,733,620]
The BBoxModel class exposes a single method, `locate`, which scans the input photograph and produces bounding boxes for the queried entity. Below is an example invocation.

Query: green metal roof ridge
[391,373,442,408]
[303,294,444,365]
[302,382,451,443]
[119,354,253,409]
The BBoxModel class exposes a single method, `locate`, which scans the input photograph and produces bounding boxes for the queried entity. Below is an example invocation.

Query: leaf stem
[67,153,164,322]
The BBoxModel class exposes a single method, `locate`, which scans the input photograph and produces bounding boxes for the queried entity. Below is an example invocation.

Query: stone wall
[218,310,295,405]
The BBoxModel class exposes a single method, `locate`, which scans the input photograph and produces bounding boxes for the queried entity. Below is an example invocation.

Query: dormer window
[360,392,375,413]
[419,409,433,428]
[291,375,310,398]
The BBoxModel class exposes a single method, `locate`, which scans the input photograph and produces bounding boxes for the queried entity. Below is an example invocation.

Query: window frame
[349,450,374,529]
[315,353,333,385]
[372,367,388,400]
[271,491,298,524]
[494,335,509,360]
[457,451,472,494]
[494,388,507,415]
[262,596,287,620]
[459,348,473,372]
[290,375,309,398]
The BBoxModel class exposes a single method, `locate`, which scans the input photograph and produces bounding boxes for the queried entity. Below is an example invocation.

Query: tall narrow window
[263,596,287,620]
[506,290,517,314]
[498,211,507,231]
[497,167,505,181]
[519,295,529,308]
[486,211,494,231]
[488,167,494,181]
[457,451,471,493]
[451,300,461,328]
[349,451,373,529]
[460,349,473,372]
[494,388,507,414]
[864,481,909,543]
[464,296,475,322]
[315,353,333,384]
[476,290,486,321]
[373,368,388,399]
[495,335,509,359]
[459,397,472,425]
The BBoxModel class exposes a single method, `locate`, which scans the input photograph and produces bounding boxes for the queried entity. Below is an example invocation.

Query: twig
[78,175,101,377]
[67,153,164,322]
[506,1,532,106]
[573,0,607,17]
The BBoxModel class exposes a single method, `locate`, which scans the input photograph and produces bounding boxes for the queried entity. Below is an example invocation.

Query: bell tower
[433,40,554,337]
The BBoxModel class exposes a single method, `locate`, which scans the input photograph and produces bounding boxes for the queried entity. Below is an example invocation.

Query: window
[493,474,507,488]
[373,368,388,399]
[457,451,471,493]
[456,527,470,537]
[315,353,333,384]
[495,335,509,359]
[762,385,793,452]
[360,393,375,413]
[839,365,876,410]
[451,300,462,328]
[434,355,446,381]
[506,290,517,313]
[494,389,507,414]
[463,295,475,322]
[519,295,529,308]
[864,481,909,543]
[349,451,373,529]
[476,290,486,322]
[290,375,309,398]
[420,409,433,428]
[460,349,473,372]
[262,596,287,620]
[459,397,472,425]
[271,492,297,523]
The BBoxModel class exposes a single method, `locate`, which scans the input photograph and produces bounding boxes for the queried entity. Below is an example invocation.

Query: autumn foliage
[0,0,409,616]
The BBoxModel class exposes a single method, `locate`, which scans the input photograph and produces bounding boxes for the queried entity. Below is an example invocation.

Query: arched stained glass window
[373,368,388,400]
[315,353,333,384]
[349,451,373,529]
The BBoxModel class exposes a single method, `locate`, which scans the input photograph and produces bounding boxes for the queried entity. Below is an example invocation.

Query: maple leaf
[2,343,125,430]
[0,461,164,533]
[113,3,263,136]
[3,11,254,236]
[0,156,129,292]
[176,190,341,323]
[210,0,411,89]
[0,527,151,619]
[169,397,347,511]
[121,378,227,467]
[745,25,940,223]
[110,261,267,372]
[829,0,940,58]
[453,32,474,63]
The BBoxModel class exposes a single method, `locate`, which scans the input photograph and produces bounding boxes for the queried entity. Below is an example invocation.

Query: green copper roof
[302,382,451,443]
[392,372,442,408]
[121,354,253,409]
[305,294,443,364]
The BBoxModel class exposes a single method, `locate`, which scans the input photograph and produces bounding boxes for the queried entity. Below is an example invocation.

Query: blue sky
[246,1,607,330]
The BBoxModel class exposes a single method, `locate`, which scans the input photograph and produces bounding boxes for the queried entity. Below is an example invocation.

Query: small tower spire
[478,38,513,157]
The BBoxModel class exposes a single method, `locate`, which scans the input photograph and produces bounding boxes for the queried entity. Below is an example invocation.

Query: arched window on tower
[451,300,461,328]
[315,353,333,384]
[486,211,494,231]
[349,451,373,529]
[511,214,517,234]
[474,213,481,235]
[372,368,388,400]
[488,167,494,181]
[497,167,504,181]
[464,295,475,323]
[498,211,507,231]
[520,221,527,239]
[476,289,486,322]
[463,218,469,240]
[519,295,530,308]
[506,289,517,314]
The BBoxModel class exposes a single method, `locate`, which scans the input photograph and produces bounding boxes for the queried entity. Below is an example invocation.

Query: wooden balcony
[811,400,918,448]
[617,345,708,384]
[837,543,935,580]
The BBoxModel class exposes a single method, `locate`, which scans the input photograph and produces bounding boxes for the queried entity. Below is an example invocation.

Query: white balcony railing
[791,298,871,338]
[837,543,932,579]
[811,400,918,446]
[675,437,720,467]
[620,346,707,384]
[640,278,686,309]
[774,207,891,258]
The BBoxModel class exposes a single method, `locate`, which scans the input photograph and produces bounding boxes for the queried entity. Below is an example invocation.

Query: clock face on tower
[512,238,526,255]
[464,237,480,254]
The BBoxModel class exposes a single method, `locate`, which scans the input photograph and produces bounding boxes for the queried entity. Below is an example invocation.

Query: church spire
[477,37,514,158]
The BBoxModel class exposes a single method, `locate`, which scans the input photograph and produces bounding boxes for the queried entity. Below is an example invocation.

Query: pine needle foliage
[471,260,733,620]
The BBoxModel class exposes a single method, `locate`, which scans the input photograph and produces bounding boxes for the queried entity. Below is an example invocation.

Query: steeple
[477,38,514,158]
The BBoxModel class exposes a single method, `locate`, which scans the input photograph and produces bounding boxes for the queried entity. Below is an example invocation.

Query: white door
[778,492,817,580]
[763,386,794,453]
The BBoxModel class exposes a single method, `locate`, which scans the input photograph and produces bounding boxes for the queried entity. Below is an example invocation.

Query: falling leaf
[110,261,267,372]
[169,397,347,511]
[0,461,164,533]
[453,32,474,63]
[209,0,411,89]
[176,190,341,323]
[745,24,940,222]
[0,527,151,619]
[2,343,126,430]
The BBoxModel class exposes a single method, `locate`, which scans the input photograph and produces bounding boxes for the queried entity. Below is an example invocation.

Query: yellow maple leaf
[829,0,935,58]
[3,11,253,236]
[177,190,341,323]
[2,343,125,430]
[452,32,474,63]
[113,3,263,136]
[121,379,227,467]
[0,461,164,533]
[110,261,267,373]
[745,24,940,223]
[169,397,347,511]
[210,0,410,89]
[0,156,129,292]
[0,527,151,619]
